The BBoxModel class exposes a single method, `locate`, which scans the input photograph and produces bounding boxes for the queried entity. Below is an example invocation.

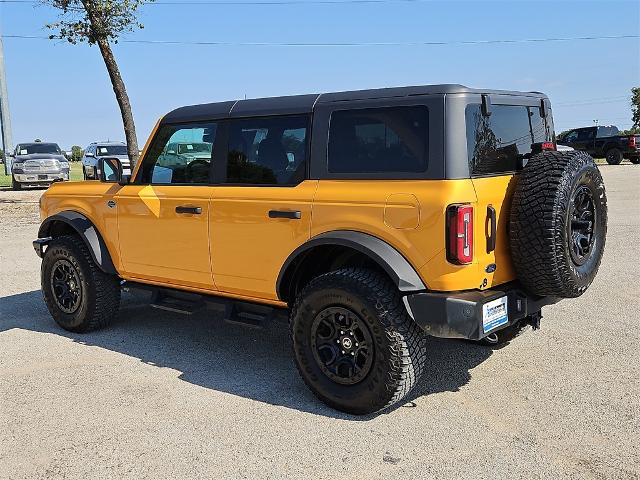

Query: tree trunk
[95,37,139,167]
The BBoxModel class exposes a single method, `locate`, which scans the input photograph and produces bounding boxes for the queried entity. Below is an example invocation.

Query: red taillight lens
[629,136,637,148]
[542,142,556,151]
[447,205,474,265]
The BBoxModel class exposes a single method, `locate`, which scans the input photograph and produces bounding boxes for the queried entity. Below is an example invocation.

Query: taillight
[542,142,556,151]
[629,136,637,149]
[447,205,474,265]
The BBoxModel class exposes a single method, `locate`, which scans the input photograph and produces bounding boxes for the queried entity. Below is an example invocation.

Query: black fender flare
[276,230,426,300]
[38,211,117,275]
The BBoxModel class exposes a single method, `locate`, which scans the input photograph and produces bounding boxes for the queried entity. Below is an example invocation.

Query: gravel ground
[1,166,639,480]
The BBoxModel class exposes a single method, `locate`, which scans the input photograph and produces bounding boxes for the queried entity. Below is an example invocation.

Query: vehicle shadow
[0,290,493,420]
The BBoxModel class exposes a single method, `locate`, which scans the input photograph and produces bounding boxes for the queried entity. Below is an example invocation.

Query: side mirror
[85,152,95,158]
[98,157,124,183]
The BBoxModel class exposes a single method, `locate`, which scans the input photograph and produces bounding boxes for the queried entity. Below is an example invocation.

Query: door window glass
[225,115,308,185]
[140,123,217,184]
[328,106,429,174]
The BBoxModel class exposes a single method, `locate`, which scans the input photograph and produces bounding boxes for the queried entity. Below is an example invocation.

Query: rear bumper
[403,284,559,340]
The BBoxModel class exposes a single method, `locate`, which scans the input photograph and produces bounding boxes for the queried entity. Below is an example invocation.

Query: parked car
[33,85,607,414]
[557,125,640,164]
[10,142,70,190]
[82,141,130,180]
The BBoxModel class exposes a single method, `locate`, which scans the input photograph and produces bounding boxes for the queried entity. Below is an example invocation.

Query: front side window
[328,106,429,174]
[225,115,308,185]
[139,123,217,184]
[465,104,552,176]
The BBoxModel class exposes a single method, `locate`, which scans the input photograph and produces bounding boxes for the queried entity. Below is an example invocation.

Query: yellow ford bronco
[34,84,607,414]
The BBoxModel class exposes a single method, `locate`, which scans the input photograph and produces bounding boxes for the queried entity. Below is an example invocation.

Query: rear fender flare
[276,230,426,300]
[38,211,117,275]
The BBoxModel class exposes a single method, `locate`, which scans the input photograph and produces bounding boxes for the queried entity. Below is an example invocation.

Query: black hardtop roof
[162,84,548,124]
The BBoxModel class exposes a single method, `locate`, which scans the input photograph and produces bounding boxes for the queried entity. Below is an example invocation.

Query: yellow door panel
[115,185,215,290]
[470,175,517,288]
[210,180,318,299]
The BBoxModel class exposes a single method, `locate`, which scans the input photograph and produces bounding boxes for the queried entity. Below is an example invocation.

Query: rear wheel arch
[276,231,426,304]
[39,211,117,275]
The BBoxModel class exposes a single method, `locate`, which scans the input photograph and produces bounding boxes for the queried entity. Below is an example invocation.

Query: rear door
[209,114,316,301]
[466,98,553,287]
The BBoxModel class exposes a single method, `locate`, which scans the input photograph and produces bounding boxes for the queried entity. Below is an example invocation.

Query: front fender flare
[38,211,117,275]
[276,230,426,300]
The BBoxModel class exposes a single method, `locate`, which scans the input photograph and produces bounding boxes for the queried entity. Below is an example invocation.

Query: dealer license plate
[482,296,508,333]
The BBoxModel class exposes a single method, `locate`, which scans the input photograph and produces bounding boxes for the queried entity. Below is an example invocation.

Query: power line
[555,95,629,106]
[0,0,490,5]
[2,33,639,47]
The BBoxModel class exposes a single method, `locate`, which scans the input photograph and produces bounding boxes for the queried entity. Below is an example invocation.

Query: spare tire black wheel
[605,148,623,165]
[510,151,607,298]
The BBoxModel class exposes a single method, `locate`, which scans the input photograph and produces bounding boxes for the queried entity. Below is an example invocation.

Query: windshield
[177,143,212,155]
[17,143,61,155]
[96,145,128,156]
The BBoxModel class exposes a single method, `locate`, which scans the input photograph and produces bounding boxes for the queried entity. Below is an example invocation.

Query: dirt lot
[1,166,639,480]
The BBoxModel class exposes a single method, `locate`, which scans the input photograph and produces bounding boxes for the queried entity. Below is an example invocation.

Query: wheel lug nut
[340,330,344,334]
[341,350,345,354]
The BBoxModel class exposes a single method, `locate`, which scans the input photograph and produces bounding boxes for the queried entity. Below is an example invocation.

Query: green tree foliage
[71,145,84,162]
[44,0,152,166]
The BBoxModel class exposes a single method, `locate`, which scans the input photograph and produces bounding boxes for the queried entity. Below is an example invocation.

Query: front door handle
[176,206,202,215]
[268,210,301,220]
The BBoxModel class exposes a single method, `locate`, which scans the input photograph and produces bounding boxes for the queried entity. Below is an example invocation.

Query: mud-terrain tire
[290,268,427,415]
[510,151,607,298]
[11,176,22,191]
[42,235,121,332]
[605,148,623,165]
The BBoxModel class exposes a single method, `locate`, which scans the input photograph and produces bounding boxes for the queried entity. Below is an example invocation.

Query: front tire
[605,148,623,165]
[42,235,121,332]
[290,268,427,415]
[11,176,22,191]
[630,157,640,165]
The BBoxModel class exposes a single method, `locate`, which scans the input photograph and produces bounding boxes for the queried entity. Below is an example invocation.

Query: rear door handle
[176,206,202,215]
[487,205,497,253]
[268,210,301,220]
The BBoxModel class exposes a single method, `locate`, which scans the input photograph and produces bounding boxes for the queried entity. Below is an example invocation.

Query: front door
[209,115,315,300]
[116,121,219,291]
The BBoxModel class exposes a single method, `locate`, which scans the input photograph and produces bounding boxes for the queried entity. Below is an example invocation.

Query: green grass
[0,162,84,188]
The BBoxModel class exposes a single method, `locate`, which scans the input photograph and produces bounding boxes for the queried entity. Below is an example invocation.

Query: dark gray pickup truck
[557,126,639,165]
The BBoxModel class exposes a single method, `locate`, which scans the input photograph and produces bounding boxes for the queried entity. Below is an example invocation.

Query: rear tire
[11,176,22,191]
[605,148,623,165]
[510,151,607,298]
[290,268,427,415]
[41,235,121,332]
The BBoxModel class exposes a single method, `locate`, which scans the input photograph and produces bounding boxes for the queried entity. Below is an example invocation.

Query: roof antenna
[244,94,247,100]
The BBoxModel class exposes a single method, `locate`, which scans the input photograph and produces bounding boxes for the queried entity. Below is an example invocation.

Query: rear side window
[225,115,308,185]
[328,106,429,174]
[466,104,552,176]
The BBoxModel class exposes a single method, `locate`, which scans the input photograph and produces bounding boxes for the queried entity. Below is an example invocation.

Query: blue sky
[1,0,638,149]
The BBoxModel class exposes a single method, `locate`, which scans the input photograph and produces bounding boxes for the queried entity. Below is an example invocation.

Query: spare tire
[510,151,607,298]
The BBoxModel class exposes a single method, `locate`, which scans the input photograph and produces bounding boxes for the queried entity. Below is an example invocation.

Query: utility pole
[0,33,14,175]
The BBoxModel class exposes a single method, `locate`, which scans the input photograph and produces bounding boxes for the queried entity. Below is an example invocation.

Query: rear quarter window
[328,105,429,175]
[466,103,552,176]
